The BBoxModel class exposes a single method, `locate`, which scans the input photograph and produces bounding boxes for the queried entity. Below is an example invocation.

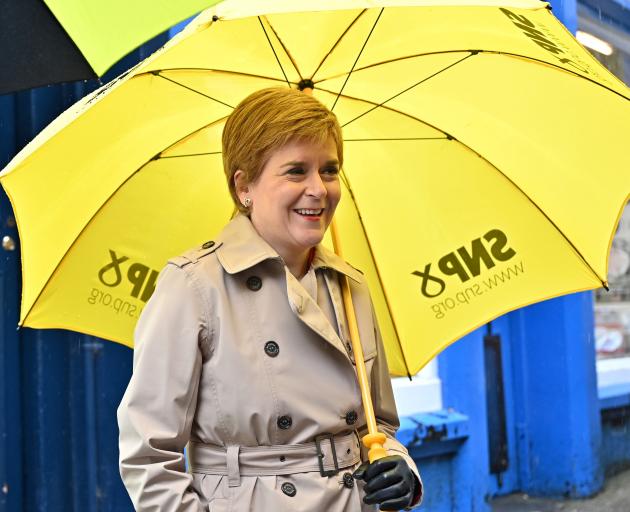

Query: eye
[286,167,305,176]
[321,166,340,178]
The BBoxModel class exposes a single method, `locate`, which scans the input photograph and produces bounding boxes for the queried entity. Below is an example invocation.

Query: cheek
[328,183,342,210]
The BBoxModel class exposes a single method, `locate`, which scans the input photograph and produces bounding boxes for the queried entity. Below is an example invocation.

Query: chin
[295,233,325,249]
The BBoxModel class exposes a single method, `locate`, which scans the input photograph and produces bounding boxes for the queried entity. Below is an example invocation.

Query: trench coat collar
[215,214,362,282]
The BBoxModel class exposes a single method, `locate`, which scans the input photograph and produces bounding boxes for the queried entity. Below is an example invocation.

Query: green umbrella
[0,0,223,94]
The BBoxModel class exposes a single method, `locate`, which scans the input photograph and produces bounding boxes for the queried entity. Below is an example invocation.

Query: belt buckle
[315,433,340,477]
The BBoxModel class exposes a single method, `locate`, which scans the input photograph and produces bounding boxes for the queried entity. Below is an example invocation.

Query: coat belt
[188,432,362,487]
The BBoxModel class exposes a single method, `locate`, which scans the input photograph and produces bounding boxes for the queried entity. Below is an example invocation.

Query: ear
[233,170,250,203]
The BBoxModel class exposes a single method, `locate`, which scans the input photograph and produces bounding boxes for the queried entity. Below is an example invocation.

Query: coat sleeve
[365,304,424,508]
[117,263,210,512]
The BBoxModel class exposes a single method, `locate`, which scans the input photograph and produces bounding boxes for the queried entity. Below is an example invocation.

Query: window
[594,203,630,362]
[577,3,630,85]
[578,2,630,385]
[392,359,443,416]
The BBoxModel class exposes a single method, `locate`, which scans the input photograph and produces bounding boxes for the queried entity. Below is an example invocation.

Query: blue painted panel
[398,410,470,461]
[439,327,492,512]
[21,329,75,510]
[550,0,578,33]
[92,339,134,511]
[409,455,455,512]
[0,32,167,512]
[485,316,520,496]
[512,293,603,497]
[600,406,630,475]
[0,168,23,511]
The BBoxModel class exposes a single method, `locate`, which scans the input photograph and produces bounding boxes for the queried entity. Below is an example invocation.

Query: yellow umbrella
[1,0,629,381]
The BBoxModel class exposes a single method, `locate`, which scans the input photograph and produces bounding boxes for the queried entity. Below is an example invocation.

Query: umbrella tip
[297,79,315,92]
[603,281,610,291]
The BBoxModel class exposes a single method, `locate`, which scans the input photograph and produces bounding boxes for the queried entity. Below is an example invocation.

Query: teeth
[296,208,323,215]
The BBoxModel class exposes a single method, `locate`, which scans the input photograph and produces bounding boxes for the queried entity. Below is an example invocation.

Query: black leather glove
[353,455,419,510]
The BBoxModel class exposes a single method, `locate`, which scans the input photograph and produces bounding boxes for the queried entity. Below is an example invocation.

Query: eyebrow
[281,159,340,167]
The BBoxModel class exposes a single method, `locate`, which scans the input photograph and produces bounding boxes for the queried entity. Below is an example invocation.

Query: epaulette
[168,240,222,268]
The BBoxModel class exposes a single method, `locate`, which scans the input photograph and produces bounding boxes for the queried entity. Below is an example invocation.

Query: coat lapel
[284,269,350,358]
[214,214,363,360]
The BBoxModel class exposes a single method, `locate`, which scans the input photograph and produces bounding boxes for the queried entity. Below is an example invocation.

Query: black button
[246,276,262,291]
[343,472,354,489]
[345,410,358,425]
[277,415,292,430]
[281,482,296,497]
[202,241,215,249]
[264,341,279,357]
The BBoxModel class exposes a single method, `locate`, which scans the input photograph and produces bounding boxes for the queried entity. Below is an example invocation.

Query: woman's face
[238,136,341,262]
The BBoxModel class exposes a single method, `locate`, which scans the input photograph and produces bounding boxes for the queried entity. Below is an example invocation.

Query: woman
[118,88,422,511]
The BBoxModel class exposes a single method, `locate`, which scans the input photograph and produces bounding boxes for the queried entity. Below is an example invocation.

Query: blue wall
[0,38,166,512]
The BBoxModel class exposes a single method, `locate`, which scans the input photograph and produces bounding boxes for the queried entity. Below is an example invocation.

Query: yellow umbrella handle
[331,218,387,463]
[300,86,386,462]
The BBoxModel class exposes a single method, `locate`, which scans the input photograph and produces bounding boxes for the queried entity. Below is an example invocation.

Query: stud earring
[243,197,252,208]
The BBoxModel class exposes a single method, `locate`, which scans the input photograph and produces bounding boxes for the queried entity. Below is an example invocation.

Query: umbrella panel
[339,137,602,375]
[27,153,233,341]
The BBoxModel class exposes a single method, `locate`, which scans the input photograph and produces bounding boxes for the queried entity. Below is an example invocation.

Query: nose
[305,172,327,199]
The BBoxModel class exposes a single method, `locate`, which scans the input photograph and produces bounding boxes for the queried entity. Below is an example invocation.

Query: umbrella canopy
[0,0,222,94]
[1,0,629,377]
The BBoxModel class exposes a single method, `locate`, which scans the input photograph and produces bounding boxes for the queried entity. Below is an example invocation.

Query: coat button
[201,240,214,249]
[345,410,358,425]
[264,341,280,357]
[343,472,355,489]
[281,482,297,497]
[277,415,292,430]
[246,276,262,291]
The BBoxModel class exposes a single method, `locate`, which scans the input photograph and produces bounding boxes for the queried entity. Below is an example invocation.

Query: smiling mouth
[294,208,324,216]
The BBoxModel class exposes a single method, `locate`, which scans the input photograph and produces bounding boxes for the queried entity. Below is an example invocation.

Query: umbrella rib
[339,52,476,129]
[262,17,303,81]
[344,137,447,141]
[158,151,222,159]
[339,169,413,379]
[310,9,367,82]
[153,72,235,108]
[317,84,453,133]
[331,7,384,112]
[318,50,473,83]
[258,16,291,88]
[140,68,296,85]
[318,49,630,103]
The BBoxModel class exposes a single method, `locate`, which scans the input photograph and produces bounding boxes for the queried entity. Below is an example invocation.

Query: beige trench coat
[118,215,421,511]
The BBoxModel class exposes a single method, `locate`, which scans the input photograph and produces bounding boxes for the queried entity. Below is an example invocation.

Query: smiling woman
[234,137,341,277]
[117,87,422,512]
[225,88,344,277]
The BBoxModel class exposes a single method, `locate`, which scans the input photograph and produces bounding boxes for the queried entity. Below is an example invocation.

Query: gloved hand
[353,455,419,510]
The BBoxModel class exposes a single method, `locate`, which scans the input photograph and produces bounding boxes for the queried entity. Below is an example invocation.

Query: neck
[246,215,314,278]
[283,247,314,279]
